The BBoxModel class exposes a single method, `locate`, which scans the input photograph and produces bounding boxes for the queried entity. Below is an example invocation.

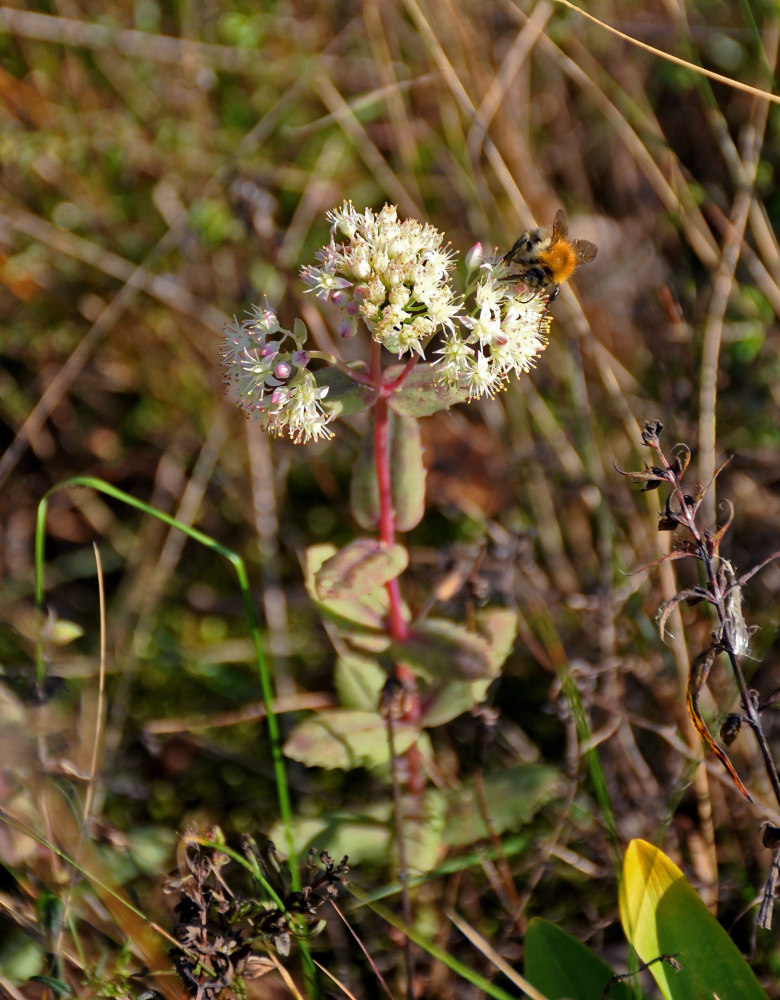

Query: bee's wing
[573,239,598,264]
[551,209,569,242]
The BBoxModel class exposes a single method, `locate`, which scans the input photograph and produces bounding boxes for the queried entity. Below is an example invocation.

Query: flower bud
[384,261,404,287]
[389,285,410,306]
[291,350,309,368]
[464,242,483,271]
[338,317,358,338]
[251,307,280,333]
[351,258,371,281]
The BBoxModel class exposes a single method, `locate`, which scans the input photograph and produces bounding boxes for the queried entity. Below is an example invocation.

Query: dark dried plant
[165,826,348,999]
[620,420,780,929]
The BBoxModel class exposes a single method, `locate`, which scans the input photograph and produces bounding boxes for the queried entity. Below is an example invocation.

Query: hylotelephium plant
[221,201,551,443]
[220,202,558,883]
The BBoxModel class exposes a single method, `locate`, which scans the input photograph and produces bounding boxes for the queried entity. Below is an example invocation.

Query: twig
[553,0,780,105]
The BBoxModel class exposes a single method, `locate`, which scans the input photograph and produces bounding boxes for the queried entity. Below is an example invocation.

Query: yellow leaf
[620,840,768,1000]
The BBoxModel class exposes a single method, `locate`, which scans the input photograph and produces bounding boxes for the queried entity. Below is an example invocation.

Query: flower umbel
[221,202,553,442]
[302,202,461,358]
[437,258,551,397]
[220,305,334,443]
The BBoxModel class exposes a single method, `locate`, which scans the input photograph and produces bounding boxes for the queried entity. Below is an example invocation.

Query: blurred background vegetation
[2,0,780,996]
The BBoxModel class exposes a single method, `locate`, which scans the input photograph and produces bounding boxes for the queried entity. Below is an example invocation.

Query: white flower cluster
[437,255,551,399]
[221,203,552,443]
[301,202,460,358]
[220,305,334,443]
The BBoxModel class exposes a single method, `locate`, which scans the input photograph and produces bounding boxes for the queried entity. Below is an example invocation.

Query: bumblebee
[503,209,597,302]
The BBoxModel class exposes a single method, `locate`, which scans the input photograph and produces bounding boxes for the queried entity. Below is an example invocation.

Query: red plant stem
[374,394,413,646]
[373,394,396,548]
[371,344,409,643]
[370,343,423,795]
[383,354,419,394]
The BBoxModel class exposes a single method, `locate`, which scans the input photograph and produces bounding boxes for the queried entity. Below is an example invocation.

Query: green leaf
[314,539,408,599]
[47,618,85,645]
[390,618,499,681]
[304,544,394,649]
[0,929,44,982]
[391,414,426,531]
[420,679,491,728]
[386,363,469,417]
[442,764,562,847]
[620,839,769,1000]
[349,426,381,531]
[475,607,517,671]
[525,918,633,1000]
[270,811,392,866]
[29,977,73,996]
[416,609,513,725]
[335,652,386,711]
[404,787,448,874]
[283,709,418,771]
[269,787,443,872]
[316,365,376,417]
[349,412,426,532]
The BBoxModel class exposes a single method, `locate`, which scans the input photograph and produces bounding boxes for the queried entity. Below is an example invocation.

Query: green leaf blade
[620,840,769,1000]
[283,709,418,771]
[315,366,377,417]
[525,918,633,1000]
[314,539,408,599]
[386,363,469,417]
[390,618,500,681]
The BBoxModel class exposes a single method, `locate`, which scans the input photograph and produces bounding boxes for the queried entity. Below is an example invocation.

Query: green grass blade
[33,475,296,878]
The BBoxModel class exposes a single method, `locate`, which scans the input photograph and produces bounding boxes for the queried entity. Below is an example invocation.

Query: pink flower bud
[292,350,309,368]
[338,317,358,338]
[465,243,483,270]
[250,307,279,333]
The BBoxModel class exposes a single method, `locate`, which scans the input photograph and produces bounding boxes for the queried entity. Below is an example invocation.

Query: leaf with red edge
[390,618,499,681]
[386,363,468,417]
[314,539,408,600]
[283,709,418,771]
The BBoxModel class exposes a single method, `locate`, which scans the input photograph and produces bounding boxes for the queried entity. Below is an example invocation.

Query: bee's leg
[535,286,558,334]
[541,284,559,318]
[504,275,536,304]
